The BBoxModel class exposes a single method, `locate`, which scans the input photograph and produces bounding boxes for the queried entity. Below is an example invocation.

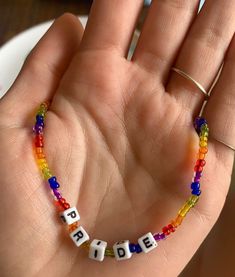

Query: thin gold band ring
[211,137,235,152]
[171,67,209,99]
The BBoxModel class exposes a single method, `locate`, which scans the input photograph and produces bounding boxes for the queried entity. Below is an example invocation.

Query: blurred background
[0,0,234,276]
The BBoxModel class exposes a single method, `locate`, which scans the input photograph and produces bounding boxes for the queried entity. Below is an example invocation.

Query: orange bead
[36,153,45,159]
[199,147,208,154]
[198,153,206,160]
[175,215,184,226]
[35,147,43,154]
[68,222,79,233]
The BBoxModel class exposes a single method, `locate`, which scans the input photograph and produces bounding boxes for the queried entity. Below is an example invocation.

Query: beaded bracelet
[33,101,209,261]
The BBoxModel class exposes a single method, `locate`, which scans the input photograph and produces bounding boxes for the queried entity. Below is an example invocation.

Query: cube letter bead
[70,226,89,247]
[138,232,158,253]
[60,207,80,225]
[113,240,132,261]
[89,239,107,262]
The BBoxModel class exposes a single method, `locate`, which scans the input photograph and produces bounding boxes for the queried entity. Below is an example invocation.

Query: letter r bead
[70,226,90,247]
[138,232,158,253]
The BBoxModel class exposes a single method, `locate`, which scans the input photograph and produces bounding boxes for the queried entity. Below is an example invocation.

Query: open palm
[1,2,235,276]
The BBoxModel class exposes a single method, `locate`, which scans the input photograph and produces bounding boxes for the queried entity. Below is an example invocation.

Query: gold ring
[171,67,209,99]
[211,136,235,152]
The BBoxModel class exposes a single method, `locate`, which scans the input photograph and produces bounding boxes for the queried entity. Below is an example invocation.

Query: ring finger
[167,0,235,115]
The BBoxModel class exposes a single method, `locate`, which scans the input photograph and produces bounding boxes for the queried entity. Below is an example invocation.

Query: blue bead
[36,115,44,126]
[36,114,44,122]
[135,244,142,253]
[48,176,60,189]
[194,117,207,133]
[192,189,201,196]
[129,243,136,253]
[191,182,200,190]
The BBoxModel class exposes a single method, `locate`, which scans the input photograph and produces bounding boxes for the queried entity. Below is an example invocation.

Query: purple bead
[153,233,162,241]
[159,233,166,240]
[33,124,43,134]
[53,189,62,199]
[193,172,202,182]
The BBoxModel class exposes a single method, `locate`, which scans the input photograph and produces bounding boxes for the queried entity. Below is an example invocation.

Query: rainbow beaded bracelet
[33,101,209,261]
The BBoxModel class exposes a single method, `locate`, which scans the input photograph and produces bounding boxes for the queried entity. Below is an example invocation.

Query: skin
[0,1,235,276]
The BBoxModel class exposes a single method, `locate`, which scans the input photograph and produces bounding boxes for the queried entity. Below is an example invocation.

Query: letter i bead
[89,239,107,262]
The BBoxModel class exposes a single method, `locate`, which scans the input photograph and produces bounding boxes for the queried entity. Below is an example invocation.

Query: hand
[0,1,235,276]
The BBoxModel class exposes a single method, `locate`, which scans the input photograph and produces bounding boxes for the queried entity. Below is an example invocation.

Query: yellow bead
[42,168,52,179]
[105,248,115,257]
[178,203,191,217]
[200,136,208,142]
[199,141,207,147]
[201,131,209,137]
[187,195,199,208]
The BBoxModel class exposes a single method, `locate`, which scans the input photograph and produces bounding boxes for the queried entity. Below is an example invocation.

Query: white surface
[138,232,158,253]
[60,206,80,225]
[113,240,132,260]
[89,239,107,262]
[0,16,88,99]
[70,225,90,247]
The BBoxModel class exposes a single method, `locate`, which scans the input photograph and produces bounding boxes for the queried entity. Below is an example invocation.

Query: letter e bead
[138,232,158,253]
[70,226,90,247]
[113,240,132,261]
[89,239,107,262]
[60,207,80,225]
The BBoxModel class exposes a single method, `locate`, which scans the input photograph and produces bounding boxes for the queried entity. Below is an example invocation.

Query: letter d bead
[113,240,132,261]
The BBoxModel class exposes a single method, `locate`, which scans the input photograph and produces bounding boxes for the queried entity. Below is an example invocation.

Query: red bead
[59,198,66,204]
[196,159,206,167]
[35,135,44,147]
[162,226,170,235]
[35,140,43,147]
[63,203,70,209]
[168,224,175,233]
[194,165,203,172]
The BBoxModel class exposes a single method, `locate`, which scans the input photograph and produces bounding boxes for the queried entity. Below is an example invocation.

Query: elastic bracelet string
[32,101,209,261]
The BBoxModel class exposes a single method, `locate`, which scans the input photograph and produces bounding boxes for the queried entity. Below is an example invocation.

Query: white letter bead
[89,239,107,262]
[113,240,132,261]
[138,232,158,253]
[70,226,89,247]
[60,207,80,225]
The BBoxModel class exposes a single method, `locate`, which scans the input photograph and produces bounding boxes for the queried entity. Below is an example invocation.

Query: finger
[167,0,235,115]
[0,13,84,126]
[204,34,235,163]
[79,0,143,56]
[133,0,200,82]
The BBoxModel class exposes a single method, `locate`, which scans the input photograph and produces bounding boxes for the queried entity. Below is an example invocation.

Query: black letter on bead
[117,248,125,258]
[94,249,98,258]
[73,231,84,241]
[67,211,77,218]
[143,237,152,249]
